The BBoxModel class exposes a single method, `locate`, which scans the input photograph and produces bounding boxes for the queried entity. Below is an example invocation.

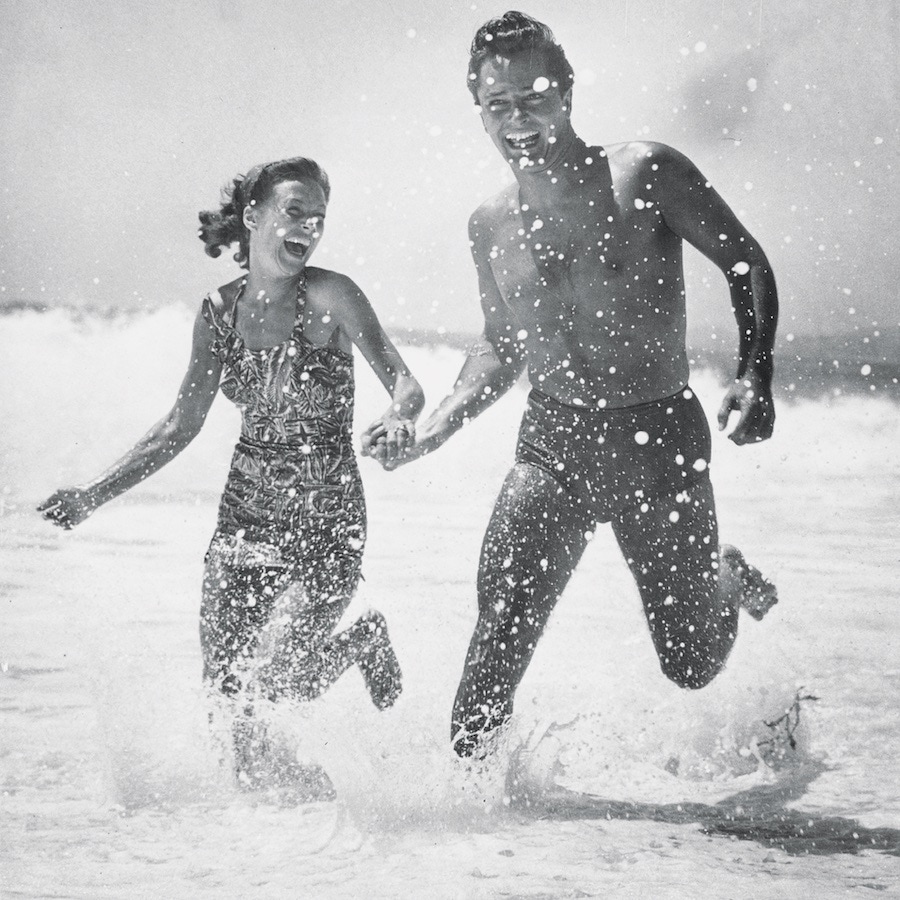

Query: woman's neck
[241,269,303,308]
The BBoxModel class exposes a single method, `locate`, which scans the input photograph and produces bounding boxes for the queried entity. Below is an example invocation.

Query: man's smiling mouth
[505,130,540,151]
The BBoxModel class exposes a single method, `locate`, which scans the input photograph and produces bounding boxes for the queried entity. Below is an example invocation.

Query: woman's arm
[318,272,425,461]
[38,302,223,529]
[366,209,527,468]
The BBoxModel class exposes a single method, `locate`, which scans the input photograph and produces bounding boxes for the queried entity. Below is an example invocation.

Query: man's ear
[562,87,573,116]
[242,204,258,231]
[475,104,488,133]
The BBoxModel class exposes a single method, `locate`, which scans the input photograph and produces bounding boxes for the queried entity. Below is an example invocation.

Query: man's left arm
[651,143,778,445]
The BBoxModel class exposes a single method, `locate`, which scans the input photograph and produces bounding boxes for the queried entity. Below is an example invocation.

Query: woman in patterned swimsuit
[38,157,424,786]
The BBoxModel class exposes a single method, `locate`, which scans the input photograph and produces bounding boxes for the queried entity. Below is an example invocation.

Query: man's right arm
[366,210,526,466]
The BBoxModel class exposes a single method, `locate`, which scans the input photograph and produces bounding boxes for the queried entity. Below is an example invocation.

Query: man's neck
[513,134,596,207]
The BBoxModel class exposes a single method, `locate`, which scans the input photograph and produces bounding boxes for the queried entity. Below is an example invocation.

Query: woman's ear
[242,204,258,231]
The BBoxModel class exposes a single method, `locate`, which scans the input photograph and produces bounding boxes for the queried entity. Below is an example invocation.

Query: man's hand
[717,373,775,445]
[360,417,417,469]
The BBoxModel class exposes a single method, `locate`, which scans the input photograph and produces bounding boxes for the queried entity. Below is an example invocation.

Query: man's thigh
[452,462,592,750]
[477,461,592,620]
[612,473,736,686]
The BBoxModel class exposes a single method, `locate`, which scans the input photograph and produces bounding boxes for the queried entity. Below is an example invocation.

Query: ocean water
[1,309,899,898]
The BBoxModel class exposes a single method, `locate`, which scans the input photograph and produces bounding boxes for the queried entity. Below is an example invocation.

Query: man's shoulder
[605,141,698,184]
[605,140,684,161]
[469,184,518,230]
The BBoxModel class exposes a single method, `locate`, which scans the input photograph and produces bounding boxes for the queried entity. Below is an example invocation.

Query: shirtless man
[364,11,778,757]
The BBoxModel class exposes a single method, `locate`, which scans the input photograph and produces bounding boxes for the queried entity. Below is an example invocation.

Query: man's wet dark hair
[467,10,574,103]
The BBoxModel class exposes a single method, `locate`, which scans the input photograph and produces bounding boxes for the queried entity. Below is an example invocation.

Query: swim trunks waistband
[528,385,692,416]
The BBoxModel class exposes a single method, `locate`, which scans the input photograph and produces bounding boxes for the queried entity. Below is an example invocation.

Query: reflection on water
[527,761,900,858]
[2,312,900,897]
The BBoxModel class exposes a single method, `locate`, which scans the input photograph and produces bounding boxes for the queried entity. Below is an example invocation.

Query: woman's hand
[360,417,417,467]
[37,487,98,530]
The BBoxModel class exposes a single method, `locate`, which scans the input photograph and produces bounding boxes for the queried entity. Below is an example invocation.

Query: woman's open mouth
[505,130,540,152]
[284,238,310,258]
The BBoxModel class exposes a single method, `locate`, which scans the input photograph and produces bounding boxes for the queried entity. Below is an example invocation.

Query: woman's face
[244,178,327,276]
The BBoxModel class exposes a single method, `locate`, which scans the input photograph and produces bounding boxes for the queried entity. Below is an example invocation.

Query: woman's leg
[199,557,286,698]
[200,556,294,784]
[260,520,402,709]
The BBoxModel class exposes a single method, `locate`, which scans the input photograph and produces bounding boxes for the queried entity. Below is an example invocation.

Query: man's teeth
[506,130,539,145]
[286,239,309,252]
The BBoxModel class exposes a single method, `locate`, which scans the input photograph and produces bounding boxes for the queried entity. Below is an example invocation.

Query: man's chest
[487,204,659,309]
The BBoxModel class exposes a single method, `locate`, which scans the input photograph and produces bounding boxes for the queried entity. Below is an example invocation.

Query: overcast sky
[1,0,897,338]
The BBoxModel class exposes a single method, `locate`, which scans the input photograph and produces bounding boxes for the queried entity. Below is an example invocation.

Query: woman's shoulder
[304,266,363,306]
[199,276,245,340]
[202,275,244,317]
[305,265,354,291]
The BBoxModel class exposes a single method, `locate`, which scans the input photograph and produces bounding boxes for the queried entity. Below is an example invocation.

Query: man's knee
[658,651,727,690]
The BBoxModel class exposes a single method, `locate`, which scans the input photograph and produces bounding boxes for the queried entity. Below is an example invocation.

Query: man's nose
[510,104,527,122]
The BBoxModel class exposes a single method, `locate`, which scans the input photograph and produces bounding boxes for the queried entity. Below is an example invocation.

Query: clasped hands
[360,416,418,470]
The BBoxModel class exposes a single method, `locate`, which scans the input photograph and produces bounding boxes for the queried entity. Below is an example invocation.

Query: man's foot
[357,610,403,710]
[720,544,778,621]
[451,705,512,758]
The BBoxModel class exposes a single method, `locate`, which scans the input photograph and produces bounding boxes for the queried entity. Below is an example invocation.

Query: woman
[38,156,424,788]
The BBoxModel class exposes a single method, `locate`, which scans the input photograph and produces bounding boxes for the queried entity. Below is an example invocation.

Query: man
[364,11,778,757]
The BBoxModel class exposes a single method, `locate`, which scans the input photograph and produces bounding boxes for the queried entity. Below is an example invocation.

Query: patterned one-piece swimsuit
[201,274,366,585]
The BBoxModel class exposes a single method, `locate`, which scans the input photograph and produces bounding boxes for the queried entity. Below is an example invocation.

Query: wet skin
[470,54,776,419]
[37,170,424,771]
[365,49,778,755]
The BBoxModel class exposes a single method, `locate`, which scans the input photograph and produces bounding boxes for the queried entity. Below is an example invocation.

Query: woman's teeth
[285,239,309,254]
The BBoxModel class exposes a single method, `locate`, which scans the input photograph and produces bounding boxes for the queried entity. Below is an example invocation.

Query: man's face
[475,51,573,172]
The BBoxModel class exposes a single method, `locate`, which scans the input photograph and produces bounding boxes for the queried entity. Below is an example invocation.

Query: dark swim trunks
[515,386,712,524]
[201,273,365,576]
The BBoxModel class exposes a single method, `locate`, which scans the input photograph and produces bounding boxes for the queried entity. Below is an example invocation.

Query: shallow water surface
[2,312,899,898]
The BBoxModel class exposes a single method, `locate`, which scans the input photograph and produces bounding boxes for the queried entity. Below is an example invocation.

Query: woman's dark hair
[198,157,330,268]
[467,11,574,103]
